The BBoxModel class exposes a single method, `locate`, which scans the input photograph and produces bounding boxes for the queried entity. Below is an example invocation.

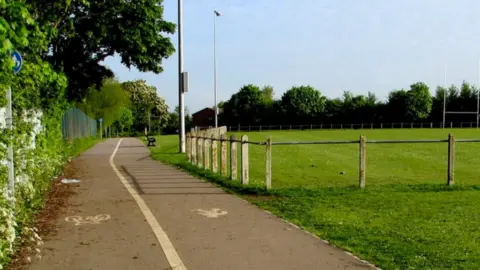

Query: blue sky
[102,0,480,113]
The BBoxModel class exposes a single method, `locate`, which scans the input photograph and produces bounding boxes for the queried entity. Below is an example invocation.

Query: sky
[102,0,480,113]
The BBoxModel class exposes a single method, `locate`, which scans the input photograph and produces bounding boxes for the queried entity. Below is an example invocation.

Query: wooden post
[230,135,237,180]
[447,133,455,185]
[191,132,197,165]
[186,133,191,162]
[359,135,366,188]
[212,135,218,173]
[241,135,249,185]
[197,136,203,168]
[204,136,210,170]
[220,135,227,176]
[265,136,272,189]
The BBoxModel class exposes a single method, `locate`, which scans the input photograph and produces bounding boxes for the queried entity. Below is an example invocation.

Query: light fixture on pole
[178,0,186,153]
[213,10,222,128]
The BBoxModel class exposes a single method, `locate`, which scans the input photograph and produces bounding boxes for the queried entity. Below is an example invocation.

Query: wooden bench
[146,135,156,147]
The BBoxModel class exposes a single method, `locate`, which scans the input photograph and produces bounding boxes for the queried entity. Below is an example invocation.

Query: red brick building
[192,107,215,128]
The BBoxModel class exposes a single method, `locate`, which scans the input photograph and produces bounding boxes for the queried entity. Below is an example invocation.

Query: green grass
[147,129,480,270]
[67,137,102,157]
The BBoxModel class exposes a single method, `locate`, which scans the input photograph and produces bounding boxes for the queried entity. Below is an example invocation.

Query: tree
[221,84,265,125]
[280,85,326,124]
[28,0,176,101]
[406,82,432,121]
[122,80,169,133]
[116,107,134,133]
[76,79,131,127]
[262,85,275,104]
[164,106,192,134]
[386,89,408,122]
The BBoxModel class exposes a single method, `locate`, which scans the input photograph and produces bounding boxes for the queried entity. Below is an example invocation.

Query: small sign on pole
[12,51,23,74]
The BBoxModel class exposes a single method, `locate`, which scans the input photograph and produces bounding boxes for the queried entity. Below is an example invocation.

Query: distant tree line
[217,81,480,126]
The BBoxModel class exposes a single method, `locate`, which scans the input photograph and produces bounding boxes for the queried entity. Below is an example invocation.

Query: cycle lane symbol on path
[192,208,227,218]
[65,214,111,226]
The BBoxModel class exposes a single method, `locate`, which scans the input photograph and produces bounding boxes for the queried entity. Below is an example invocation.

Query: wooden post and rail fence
[185,131,480,190]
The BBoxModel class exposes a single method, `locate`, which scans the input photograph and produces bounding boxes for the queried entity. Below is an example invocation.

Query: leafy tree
[76,79,131,127]
[280,85,325,124]
[163,106,192,134]
[386,89,408,122]
[122,80,169,133]
[28,0,176,101]
[262,85,275,103]
[406,82,432,121]
[116,107,134,133]
[222,84,265,125]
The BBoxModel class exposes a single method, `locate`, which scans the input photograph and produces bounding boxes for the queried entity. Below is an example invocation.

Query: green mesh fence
[61,107,98,140]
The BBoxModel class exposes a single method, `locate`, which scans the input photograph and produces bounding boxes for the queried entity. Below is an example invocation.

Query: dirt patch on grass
[5,161,82,270]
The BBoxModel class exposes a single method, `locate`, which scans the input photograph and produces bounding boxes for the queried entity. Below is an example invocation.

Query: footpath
[26,138,376,270]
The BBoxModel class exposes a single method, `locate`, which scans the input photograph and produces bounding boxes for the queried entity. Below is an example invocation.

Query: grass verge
[146,131,480,270]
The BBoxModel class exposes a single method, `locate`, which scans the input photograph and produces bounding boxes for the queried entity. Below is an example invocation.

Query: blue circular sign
[11,51,22,74]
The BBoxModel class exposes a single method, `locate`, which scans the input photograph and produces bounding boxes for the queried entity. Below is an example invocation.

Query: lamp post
[213,10,222,128]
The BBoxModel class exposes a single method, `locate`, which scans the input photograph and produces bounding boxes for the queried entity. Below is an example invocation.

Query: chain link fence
[61,107,98,140]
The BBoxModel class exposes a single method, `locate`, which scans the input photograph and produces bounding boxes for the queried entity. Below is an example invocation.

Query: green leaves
[121,80,170,132]
[30,0,176,101]
[280,85,325,124]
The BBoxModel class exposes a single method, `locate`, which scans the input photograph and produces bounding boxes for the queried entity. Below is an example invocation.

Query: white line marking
[110,139,186,270]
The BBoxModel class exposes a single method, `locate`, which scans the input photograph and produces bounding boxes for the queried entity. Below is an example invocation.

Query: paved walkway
[28,138,376,270]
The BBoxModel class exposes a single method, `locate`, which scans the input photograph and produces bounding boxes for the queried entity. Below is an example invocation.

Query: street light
[213,10,222,128]
[178,0,185,153]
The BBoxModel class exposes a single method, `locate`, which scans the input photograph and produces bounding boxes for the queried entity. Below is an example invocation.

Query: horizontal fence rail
[185,130,480,190]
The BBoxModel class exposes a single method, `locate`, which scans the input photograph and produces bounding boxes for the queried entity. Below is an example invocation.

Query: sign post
[7,51,22,205]
[99,118,103,139]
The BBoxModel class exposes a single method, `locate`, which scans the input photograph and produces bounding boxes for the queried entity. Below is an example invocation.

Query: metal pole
[178,0,186,153]
[213,11,218,128]
[477,60,480,128]
[213,11,221,128]
[6,87,14,205]
[443,64,447,129]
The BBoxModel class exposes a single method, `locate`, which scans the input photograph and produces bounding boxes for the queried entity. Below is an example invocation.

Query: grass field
[149,128,480,270]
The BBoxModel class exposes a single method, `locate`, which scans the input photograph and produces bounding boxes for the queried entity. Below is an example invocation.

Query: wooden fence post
[230,135,237,180]
[265,136,272,189]
[197,136,203,168]
[212,135,218,173]
[191,132,197,165]
[359,135,366,188]
[220,135,227,176]
[186,133,191,162]
[241,135,249,185]
[204,135,210,170]
[447,133,455,185]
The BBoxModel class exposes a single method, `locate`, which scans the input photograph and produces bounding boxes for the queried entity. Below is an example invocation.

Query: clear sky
[102,0,480,113]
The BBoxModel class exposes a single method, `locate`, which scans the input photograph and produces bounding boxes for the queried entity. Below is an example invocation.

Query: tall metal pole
[477,60,480,129]
[443,63,447,129]
[213,10,221,128]
[178,0,185,153]
[6,86,14,206]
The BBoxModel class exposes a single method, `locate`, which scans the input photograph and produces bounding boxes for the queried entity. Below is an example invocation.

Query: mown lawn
[148,129,480,270]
